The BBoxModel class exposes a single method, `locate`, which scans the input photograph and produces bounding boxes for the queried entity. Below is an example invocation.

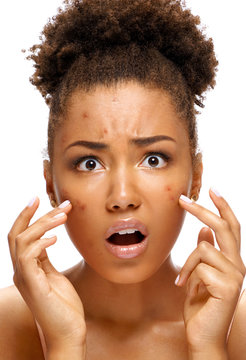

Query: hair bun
[28,0,218,104]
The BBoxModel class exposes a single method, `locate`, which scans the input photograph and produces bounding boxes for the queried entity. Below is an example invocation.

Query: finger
[8,196,40,268]
[179,194,238,260]
[14,235,57,293]
[38,246,60,275]
[186,262,242,302]
[209,188,241,250]
[15,201,72,255]
[176,240,243,287]
[197,227,215,246]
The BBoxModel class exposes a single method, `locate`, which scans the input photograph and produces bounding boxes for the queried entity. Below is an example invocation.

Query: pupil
[148,157,159,166]
[86,160,96,170]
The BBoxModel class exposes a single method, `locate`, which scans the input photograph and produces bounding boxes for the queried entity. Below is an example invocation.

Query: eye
[73,156,103,172]
[140,152,169,169]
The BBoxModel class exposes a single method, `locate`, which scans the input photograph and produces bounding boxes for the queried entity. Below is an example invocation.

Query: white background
[0,0,245,288]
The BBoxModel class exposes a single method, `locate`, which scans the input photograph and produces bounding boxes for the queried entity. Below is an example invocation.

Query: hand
[177,189,246,354]
[8,197,86,356]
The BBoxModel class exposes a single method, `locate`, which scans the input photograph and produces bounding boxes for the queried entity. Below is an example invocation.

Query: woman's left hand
[177,189,246,355]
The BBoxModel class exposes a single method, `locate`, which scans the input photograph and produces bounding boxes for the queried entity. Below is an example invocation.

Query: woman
[0,0,245,359]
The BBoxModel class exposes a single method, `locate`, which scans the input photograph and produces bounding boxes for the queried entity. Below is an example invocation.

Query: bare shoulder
[0,285,44,360]
[228,289,246,359]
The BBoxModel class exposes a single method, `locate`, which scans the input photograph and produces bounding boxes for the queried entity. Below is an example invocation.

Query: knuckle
[235,221,241,233]
[15,234,23,249]
[224,280,241,298]
[198,240,210,253]
[242,265,246,277]
[219,219,230,232]
[237,267,246,283]
[196,262,207,274]
[7,231,13,244]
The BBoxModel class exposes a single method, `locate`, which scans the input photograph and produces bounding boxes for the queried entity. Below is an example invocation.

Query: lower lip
[104,236,148,259]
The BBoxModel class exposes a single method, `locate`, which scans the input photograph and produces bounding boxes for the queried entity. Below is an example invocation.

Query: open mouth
[107,231,145,246]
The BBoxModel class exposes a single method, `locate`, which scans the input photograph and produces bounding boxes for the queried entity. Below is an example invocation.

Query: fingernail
[53,212,66,219]
[175,274,180,286]
[58,200,71,209]
[28,196,36,207]
[210,187,221,197]
[45,234,56,239]
[180,195,193,204]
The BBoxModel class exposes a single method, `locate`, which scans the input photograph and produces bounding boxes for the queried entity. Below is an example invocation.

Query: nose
[105,168,142,212]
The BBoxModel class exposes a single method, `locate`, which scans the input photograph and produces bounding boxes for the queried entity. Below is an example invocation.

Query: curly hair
[27,0,218,162]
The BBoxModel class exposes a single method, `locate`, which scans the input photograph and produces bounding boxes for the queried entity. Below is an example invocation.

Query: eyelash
[72,152,171,171]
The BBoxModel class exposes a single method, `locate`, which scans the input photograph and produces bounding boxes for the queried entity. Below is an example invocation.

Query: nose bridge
[106,161,141,211]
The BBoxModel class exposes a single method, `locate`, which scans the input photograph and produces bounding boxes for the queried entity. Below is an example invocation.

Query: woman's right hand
[8,197,86,358]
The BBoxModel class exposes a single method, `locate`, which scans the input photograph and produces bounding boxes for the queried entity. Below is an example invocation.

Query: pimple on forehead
[112,96,118,103]
[60,135,67,145]
[82,112,89,119]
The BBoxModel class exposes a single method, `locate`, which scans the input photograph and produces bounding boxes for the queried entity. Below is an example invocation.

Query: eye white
[77,158,103,171]
[141,155,167,168]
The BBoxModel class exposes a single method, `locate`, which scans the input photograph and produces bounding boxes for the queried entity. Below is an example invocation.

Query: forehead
[57,82,188,145]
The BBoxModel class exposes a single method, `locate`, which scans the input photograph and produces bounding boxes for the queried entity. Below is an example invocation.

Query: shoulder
[0,285,44,360]
[228,288,246,359]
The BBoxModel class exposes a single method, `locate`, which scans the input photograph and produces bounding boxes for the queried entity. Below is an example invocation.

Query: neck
[66,256,185,325]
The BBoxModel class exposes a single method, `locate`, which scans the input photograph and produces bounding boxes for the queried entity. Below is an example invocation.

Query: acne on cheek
[74,199,86,211]
[164,185,182,203]
[58,189,87,211]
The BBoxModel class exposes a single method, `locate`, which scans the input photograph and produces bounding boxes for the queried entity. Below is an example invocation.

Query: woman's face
[47,82,200,283]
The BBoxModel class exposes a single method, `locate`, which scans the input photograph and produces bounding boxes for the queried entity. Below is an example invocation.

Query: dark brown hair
[27,0,218,162]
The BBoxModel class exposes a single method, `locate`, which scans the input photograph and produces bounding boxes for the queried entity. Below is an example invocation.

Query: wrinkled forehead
[57,83,187,145]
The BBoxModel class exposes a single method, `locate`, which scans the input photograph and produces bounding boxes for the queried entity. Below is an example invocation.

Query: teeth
[117,228,138,235]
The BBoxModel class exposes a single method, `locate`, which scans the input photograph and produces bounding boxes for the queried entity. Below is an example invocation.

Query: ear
[43,160,57,207]
[190,153,203,200]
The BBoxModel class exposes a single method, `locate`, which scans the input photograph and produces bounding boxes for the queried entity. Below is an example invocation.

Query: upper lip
[105,218,149,240]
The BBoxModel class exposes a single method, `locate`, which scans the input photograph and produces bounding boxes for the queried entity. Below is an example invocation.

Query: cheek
[165,185,174,201]
[55,187,87,211]
[73,199,86,211]
[164,185,183,203]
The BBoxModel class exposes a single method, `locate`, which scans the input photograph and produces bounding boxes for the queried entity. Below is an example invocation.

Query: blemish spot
[164,185,175,201]
[112,96,119,103]
[83,112,88,119]
[104,128,108,134]
[74,199,86,211]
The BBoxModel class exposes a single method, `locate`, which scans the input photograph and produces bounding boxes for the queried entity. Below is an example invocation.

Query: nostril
[113,205,120,209]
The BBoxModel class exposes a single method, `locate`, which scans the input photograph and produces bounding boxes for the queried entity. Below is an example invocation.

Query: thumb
[197,227,215,247]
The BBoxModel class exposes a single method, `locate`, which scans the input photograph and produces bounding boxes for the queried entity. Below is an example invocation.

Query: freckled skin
[48,82,201,285]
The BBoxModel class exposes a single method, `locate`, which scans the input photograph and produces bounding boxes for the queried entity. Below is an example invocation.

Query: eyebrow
[65,135,176,152]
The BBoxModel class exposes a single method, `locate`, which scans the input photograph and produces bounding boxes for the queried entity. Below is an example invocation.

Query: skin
[0,81,245,360]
